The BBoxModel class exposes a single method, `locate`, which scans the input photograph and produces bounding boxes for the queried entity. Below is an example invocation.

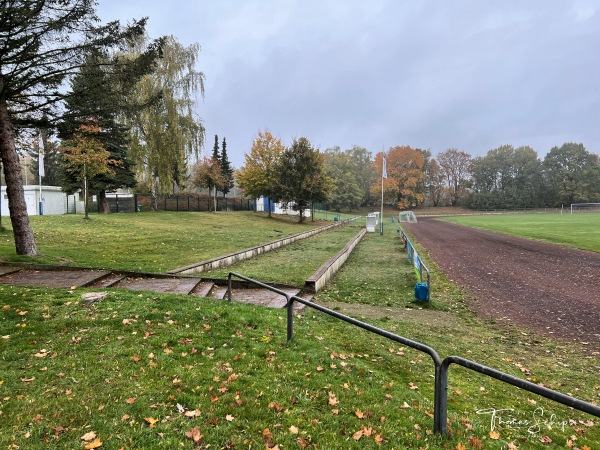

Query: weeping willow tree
[124,35,205,210]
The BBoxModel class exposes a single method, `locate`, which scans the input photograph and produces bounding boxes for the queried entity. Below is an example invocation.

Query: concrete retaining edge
[304,227,367,293]
[168,217,358,275]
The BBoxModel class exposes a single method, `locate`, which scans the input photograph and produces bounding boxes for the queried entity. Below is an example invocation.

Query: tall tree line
[190,134,235,211]
[465,143,600,209]
[235,132,600,213]
[367,144,599,209]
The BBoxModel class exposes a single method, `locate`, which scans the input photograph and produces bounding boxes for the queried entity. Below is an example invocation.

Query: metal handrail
[441,356,600,418]
[228,271,446,433]
[226,272,600,437]
[401,230,431,299]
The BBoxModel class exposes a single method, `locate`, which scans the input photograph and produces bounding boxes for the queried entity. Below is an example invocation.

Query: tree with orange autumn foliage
[191,156,228,212]
[371,146,425,209]
[60,122,116,219]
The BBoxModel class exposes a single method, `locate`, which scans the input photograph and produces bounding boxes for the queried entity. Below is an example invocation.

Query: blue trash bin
[414,283,429,301]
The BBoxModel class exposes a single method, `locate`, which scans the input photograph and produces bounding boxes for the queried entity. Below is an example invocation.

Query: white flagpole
[38,133,44,215]
[380,148,386,235]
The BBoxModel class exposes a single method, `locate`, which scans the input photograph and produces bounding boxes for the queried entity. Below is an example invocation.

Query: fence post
[227,274,232,302]
[115,194,119,213]
[287,295,294,341]
[188,195,190,211]
[427,270,431,300]
[434,364,448,435]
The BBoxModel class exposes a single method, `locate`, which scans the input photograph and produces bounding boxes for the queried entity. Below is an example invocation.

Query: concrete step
[191,281,215,298]
[116,277,200,295]
[0,269,112,289]
[90,273,127,288]
[208,285,229,299]
[228,288,312,309]
[0,265,310,310]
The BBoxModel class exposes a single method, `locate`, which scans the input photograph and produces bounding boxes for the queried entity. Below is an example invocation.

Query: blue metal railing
[227,272,600,436]
[401,230,430,299]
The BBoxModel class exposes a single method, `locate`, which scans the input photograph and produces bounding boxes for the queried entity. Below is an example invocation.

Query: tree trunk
[150,172,159,211]
[98,190,109,214]
[0,98,38,256]
[213,186,217,212]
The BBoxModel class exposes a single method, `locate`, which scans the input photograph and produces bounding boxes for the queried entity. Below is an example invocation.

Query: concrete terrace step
[0,264,312,310]
[115,277,200,295]
[191,281,215,298]
[0,268,111,289]
[229,288,301,308]
[90,273,127,288]
[208,285,229,300]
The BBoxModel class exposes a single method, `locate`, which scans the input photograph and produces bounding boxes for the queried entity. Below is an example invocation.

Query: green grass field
[0,212,331,273]
[0,211,598,449]
[208,222,364,286]
[441,213,600,253]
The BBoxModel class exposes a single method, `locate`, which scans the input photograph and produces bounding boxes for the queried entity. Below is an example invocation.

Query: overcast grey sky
[97,0,600,168]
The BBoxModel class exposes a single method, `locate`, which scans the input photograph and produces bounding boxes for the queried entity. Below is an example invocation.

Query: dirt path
[404,218,600,346]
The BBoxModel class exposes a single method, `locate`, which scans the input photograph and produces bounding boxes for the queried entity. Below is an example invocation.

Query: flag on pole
[382,153,387,179]
[38,134,45,178]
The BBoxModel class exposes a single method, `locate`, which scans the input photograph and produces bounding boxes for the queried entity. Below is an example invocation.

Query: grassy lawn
[440,213,600,253]
[0,211,598,448]
[207,221,364,286]
[0,285,598,449]
[316,227,466,312]
[0,212,332,273]
[316,229,423,309]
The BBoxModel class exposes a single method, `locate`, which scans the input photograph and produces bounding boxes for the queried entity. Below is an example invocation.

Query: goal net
[571,203,600,214]
[399,211,418,223]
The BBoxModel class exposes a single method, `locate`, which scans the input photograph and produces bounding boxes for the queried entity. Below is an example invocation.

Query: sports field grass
[441,213,600,253]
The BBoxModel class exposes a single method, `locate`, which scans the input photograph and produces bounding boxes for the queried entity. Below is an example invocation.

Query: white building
[1,185,82,216]
[255,196,311,217]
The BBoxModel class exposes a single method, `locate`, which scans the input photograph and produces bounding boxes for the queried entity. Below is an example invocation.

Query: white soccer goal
[399,211,418,223]
[571,203,600,214]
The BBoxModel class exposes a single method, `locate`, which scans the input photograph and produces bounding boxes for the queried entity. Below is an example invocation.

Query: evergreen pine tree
[58,49,147,212]
[212,135,220,160]
[220,137,235,196]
